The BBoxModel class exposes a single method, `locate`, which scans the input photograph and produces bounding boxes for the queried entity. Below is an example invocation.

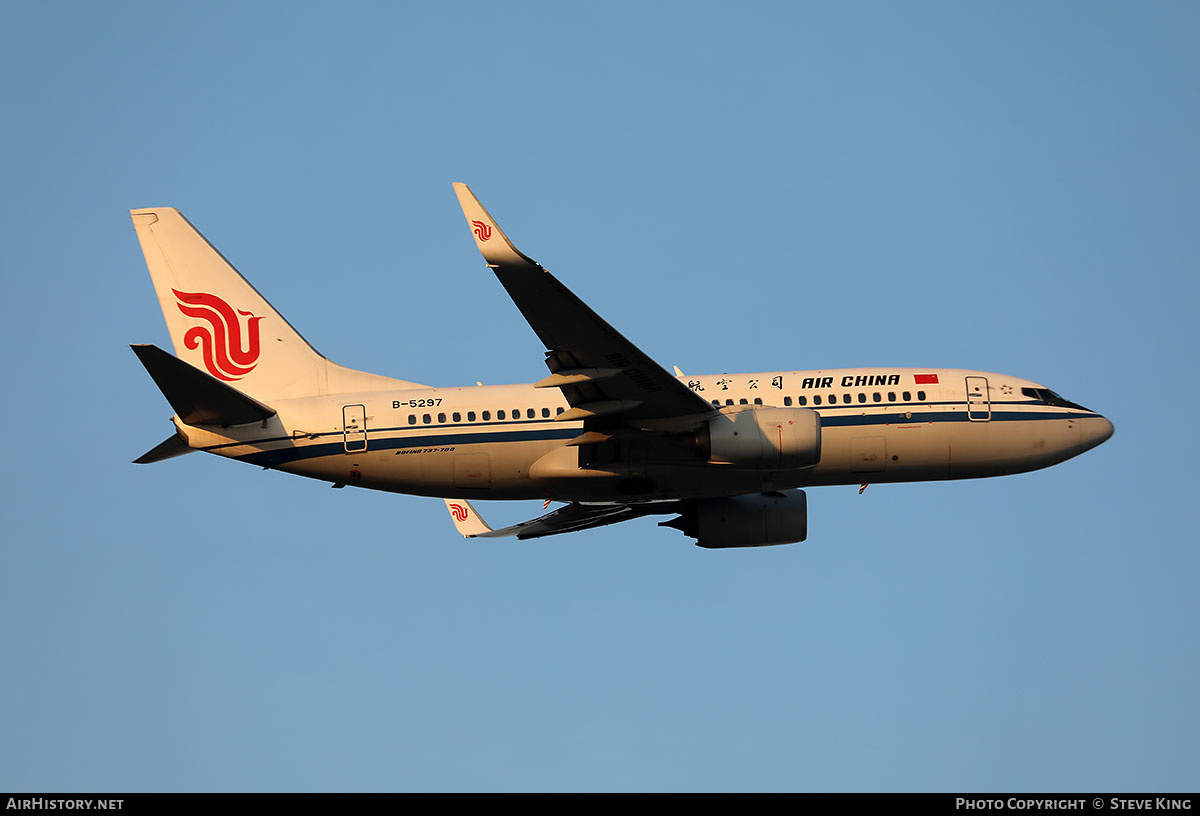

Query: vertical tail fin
[130,208,423,401]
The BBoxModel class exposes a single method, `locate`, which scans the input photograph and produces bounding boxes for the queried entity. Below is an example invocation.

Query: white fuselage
[172,367,1113,503]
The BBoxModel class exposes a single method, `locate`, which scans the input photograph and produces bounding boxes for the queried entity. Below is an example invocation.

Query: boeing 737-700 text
[129,184,1113,548]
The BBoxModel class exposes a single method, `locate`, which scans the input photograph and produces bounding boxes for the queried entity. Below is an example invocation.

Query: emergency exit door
[343,404,367,452]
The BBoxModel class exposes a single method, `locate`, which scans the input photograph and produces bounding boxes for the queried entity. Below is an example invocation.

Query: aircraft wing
[452,183,715,428]
[444,498,678,540]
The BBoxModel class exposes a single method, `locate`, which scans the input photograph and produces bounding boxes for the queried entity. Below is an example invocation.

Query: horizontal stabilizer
[133,433,194,464]
[131,344,276,426]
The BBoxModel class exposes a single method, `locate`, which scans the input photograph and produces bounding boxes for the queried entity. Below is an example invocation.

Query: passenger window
[556,407,564,415]
[513,408,520,418]
[753,397,762,405]
[739,398,748,405]
[783,396,792,406]
[843,394,851,404]
[542,407,550,418]
[497,409,506,420]
[798,396,807,406]
[467,411,476,421]
[828,394,836,404]
[725,399,734,406]
[452,412,461,422]
[437,412,446,423]
[813,395,822,405]
[408,415,416,425]
[902,391,911,401]
[887,392,896,402]
[917,390,926,401]
[422,414,431,424]
[527,408,535,418]
[872,393,881,403]
[482,410,491,421]
[857,393,866,403]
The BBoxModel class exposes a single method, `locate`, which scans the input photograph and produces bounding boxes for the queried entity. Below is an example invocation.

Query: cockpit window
[1021,387,1089,411]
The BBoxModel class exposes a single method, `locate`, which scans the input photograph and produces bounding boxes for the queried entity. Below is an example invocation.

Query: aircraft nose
[1079,415,1114,451]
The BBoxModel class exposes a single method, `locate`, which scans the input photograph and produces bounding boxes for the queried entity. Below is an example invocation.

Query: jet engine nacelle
[661,489,809,548]
[702,407,821,470]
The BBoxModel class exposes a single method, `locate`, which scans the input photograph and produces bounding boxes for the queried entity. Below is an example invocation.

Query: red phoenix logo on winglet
[471,220,492,242]
[173,289,264,381]
[450,503,469,522]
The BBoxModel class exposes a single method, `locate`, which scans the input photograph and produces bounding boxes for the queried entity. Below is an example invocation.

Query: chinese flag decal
[914,374,939,384]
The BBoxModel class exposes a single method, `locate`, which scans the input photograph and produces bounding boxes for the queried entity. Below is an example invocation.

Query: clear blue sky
[1,1,1196,792]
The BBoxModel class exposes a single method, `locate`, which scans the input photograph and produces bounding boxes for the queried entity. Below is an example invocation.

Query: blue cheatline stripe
[198,416,571,454]
[231,426,583,468]
[211,408,1099,469]
[817,409,1101,427]
[199,399,1070,454]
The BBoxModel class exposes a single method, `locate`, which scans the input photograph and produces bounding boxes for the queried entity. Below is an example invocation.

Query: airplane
[128,184,1113,548]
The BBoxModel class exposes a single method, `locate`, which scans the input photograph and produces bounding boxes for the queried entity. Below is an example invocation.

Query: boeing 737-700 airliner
[129,184,1112,547]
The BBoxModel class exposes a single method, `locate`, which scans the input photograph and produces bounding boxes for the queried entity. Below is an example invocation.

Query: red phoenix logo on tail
[173,290,264,381]
[471,220,492,242]
[450,503,469,522]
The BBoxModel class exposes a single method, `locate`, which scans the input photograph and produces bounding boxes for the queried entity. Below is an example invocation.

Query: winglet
[451,183,537,267]
[443,498,496,538]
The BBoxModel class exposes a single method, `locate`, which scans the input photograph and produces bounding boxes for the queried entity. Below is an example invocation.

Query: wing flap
[509,503,668,539]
